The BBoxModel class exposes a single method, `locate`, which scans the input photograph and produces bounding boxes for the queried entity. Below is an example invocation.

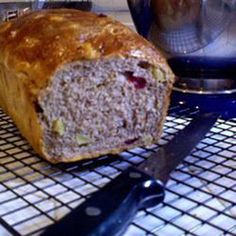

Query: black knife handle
[42,167,164,236]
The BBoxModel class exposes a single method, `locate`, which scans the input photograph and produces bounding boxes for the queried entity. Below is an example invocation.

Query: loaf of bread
[0,9,174,163]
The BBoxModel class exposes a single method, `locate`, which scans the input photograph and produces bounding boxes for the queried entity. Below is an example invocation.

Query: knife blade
[42,112,218,236]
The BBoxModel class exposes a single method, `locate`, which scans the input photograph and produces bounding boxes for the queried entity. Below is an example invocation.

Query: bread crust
[0,9,174,163]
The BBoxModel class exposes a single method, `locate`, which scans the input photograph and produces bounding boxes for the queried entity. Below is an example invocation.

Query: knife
[42,112,218,236]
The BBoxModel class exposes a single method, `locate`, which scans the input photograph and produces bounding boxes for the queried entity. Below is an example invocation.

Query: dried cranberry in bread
[0,9,174,163]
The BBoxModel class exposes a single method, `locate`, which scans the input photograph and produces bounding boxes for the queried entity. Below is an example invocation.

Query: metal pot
[128,0,235,54]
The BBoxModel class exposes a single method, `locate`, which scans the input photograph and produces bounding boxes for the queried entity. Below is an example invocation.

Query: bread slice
[0,9,174,163]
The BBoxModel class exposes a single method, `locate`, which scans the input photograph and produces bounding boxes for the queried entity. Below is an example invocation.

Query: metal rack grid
[0,104,235,236]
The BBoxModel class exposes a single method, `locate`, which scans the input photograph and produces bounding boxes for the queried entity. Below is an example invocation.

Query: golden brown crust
[0,9,174,163]
[0,9,169,95]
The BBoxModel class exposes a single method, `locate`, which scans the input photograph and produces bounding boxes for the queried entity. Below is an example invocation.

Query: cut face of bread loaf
[0,9,174,163]
[39,58,170,161]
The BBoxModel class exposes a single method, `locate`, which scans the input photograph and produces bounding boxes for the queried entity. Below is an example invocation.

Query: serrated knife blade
[138,112,219,184]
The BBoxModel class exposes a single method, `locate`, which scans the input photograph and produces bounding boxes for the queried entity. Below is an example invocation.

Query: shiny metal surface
[128,0,235,55]
[174,78,236,94]
[0,2,32,21]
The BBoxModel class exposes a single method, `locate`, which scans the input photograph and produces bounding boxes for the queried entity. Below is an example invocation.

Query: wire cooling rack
[0,103,235,236]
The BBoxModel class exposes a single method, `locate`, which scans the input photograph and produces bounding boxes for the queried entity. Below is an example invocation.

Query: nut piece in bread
[0,9,174,163]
